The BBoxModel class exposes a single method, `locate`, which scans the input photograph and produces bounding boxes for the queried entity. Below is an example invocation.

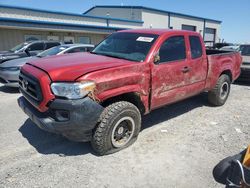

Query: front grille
[19,71,43,105]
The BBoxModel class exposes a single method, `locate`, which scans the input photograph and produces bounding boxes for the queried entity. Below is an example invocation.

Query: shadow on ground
[19,119,93,156]
[142,93,209,130]
[233,80,250,87]
[19,93,209,156]
[0,85,19,93]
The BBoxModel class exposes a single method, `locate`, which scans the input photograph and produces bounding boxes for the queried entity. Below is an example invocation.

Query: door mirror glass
[24,48,31,56]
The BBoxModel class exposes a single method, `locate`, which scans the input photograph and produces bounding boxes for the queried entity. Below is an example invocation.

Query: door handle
[182,66,190,73]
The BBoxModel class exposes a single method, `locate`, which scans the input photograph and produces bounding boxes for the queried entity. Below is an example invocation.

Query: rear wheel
[91,101,141,155]
[208,74,231,106]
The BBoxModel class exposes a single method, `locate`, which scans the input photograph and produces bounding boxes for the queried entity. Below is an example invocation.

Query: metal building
[0,5,221,51]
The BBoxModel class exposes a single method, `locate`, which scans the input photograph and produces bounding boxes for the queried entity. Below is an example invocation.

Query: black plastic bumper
[18,96,104,142]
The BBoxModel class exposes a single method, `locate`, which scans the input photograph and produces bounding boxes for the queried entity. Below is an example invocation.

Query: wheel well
[220,70,232,82]
[101,92,146,114]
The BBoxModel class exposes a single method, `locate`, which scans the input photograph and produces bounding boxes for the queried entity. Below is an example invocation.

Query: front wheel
[91,101,141,155]
[208,74,231,106]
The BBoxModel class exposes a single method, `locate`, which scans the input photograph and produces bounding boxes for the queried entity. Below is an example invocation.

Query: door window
[66,47,86,53]
[28,42,45,51]
[24,35,42,42]
[159,36,186,63]
[78,36,90,44]
[45,42,60,50]
[189,36,203,59]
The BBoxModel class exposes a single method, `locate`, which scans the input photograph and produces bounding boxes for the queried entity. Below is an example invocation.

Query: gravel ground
[0,82,249,188]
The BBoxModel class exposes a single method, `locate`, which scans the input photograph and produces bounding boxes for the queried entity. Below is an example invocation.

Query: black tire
[91,101,141,155]
[208,74,231,106]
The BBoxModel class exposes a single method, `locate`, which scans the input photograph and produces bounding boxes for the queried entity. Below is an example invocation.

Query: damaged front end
[18,96,104,142]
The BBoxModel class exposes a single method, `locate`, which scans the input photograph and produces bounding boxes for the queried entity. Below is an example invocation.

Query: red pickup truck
[18,29,242,155]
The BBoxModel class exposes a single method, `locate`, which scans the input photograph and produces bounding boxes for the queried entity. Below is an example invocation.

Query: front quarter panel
[77,62,150,112]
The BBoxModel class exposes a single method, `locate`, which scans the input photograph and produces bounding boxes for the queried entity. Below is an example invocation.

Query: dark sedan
[0,41,60,63]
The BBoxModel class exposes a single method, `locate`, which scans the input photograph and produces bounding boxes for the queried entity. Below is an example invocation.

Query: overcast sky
[0,0,249,43]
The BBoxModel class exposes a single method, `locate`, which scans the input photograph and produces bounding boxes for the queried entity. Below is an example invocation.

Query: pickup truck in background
[18,29,242,155]
[238,44,250,80]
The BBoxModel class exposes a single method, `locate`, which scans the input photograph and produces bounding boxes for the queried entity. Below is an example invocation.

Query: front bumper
[18,96,104,142]
[0,70,20,87]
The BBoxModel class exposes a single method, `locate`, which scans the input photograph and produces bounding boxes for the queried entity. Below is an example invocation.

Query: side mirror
[24,48,31,56]
[154,53,160,64]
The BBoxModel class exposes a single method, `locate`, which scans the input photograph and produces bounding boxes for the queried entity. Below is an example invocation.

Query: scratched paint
[19,29,242,115]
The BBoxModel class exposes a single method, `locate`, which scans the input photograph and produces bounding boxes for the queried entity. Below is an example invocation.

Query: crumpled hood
[26,52,135,81]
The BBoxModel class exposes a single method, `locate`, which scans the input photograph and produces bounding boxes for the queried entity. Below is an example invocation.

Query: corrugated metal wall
[0,28,108,51]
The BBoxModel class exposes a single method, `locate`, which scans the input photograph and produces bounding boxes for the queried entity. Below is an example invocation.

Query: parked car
[18,29,242,155]
[0,44,94,87]
[238,44,250,80]
[213,42,234,49]
[220,45,239,51]
[0,41,60,64]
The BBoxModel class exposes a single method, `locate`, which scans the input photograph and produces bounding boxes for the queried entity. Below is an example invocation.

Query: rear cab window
[189,36,203,59]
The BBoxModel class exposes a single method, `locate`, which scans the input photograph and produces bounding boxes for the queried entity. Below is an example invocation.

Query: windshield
[239,45,250,56]
[92,32,159,62]
[37,46,69,57]
[10,42,28,52]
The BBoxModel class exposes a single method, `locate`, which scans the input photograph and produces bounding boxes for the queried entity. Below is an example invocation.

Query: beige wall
[0,7,107,27]
[170,15,204,34]
[142,10,169,28]
[109,20,142,29]
[86,7,142,21]
[0,28,108,51]
[0,7,142,29]
[0,7,221,50]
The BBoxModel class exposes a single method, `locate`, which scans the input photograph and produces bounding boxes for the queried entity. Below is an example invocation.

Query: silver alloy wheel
[111,116,135,148]
[220,82,229,100]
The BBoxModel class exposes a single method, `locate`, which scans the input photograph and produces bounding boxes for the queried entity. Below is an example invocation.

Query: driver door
[150,35,190,109]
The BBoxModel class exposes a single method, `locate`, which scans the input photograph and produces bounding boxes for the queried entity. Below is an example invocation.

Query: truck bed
[206,49,237,55]
[205,50,242,90]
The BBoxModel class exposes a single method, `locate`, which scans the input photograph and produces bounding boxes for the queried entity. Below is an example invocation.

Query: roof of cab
[118,29,199,35]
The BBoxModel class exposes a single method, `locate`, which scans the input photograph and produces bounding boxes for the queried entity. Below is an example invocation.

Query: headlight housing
[51,81,96,99]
